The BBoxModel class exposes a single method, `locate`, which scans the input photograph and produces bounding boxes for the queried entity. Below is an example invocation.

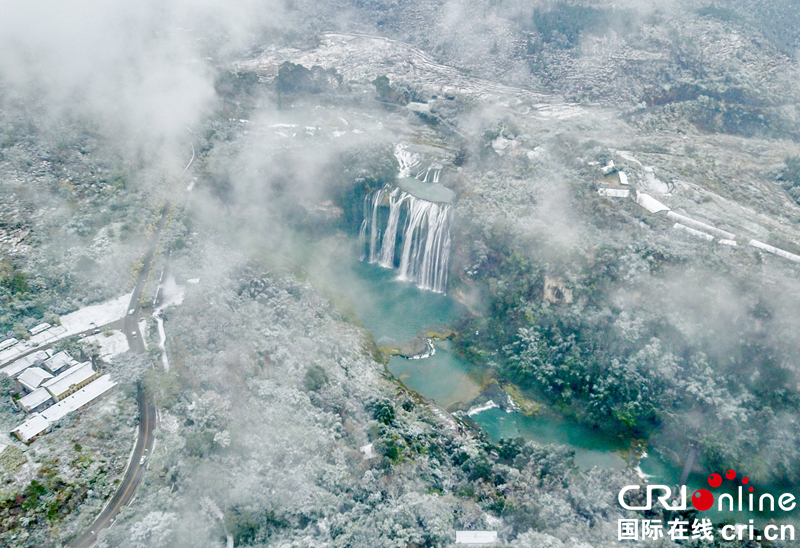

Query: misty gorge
[2,0,800,546]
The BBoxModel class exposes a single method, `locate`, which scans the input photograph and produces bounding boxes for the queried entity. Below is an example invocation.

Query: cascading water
[360,185,452,294]
[378,188,407,268]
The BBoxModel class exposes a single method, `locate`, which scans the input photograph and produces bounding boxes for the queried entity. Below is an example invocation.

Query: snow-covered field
[0,293,132,368]
[60,293,132,335]
[83,330,130,359]
[237,33,586,119]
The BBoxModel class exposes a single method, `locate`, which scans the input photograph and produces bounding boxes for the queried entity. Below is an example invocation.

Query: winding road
[67,390,155,548]
[67,203,171,548]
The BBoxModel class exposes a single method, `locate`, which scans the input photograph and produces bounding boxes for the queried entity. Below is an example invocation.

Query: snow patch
[360,443,378,460]
[83,330,129,359]
[60,293,133,336]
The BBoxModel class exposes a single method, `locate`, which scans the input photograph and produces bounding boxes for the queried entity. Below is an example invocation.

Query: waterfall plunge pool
[301,235,797,523]
[309,236,662,473]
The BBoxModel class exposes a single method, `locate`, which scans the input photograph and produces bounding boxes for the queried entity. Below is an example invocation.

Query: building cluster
[0,323,70,365]
[0,349,117,443]
[595,153,800,265]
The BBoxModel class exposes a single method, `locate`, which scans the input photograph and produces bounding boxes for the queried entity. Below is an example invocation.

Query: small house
[17,388,53,413]
[43,351,78,375]
[17,367,54,393]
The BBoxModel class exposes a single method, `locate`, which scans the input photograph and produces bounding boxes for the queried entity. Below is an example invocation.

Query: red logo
[691,469,754,511]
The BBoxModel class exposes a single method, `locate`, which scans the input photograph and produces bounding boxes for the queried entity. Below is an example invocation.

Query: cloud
[0,0,286,163]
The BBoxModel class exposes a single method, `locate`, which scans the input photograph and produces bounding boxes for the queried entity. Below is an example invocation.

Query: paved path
[67,389,155,548]
[68,204,171,548]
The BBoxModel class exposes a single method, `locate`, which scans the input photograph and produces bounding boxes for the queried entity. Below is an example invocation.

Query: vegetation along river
[300,233,800,524]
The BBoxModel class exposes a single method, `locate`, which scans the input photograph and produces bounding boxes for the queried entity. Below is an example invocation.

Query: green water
[472,407,628,470]
[326,257,464,342]
[306,236,800,528]
[314,239,633,470]
[388,342,482,409]
[319,249,483,409]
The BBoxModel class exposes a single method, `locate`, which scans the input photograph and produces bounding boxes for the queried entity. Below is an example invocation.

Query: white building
[666,211,735,240]
[673,223,714,241]
[635,192,670,214]
[749,240,800,264]
[29,323,51,336]
[43,351,78,375]
[17,388,53,413]
[17,367,54,393]
[0,339,18,352]
[12,374,117,442]
[42,361,100,401]
[0,350,48,378]
[598,188,630,198]
[12,414,50,443]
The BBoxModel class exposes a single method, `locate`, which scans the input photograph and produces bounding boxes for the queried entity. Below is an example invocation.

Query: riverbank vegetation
[95,259,639,547]
[450,181,800,486]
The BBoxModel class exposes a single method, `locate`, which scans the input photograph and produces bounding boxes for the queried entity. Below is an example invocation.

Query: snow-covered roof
[43,351,77,374]
[456,531,498,544]
[0,339,18,352]
[29,323,51,336]
[17,367,53,392]
[598,188,630,198]
[41,374,116,423]
[635,192,670,214]
[12,375,117,442]
[666,211,735,240]
[0,350,48,378]
[43,361,95,399]
[618,171,629,185]
[718,239,737,247]
[673,223,714,241]
[749,240,800,263]
[18,388,53,412]
[12,413,49,443]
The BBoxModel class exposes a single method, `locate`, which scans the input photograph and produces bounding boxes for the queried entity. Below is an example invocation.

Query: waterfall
[416,164,442,183]
[360,185,452,294]
[359,187,384,261]
[378,188,407,268]
[395,144,421,178]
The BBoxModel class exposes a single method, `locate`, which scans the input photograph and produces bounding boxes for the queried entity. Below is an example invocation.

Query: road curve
[67,390,155,548]
[68,203,171,548]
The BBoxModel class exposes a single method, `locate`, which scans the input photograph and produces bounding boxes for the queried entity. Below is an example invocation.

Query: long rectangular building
[42,361,100,401]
